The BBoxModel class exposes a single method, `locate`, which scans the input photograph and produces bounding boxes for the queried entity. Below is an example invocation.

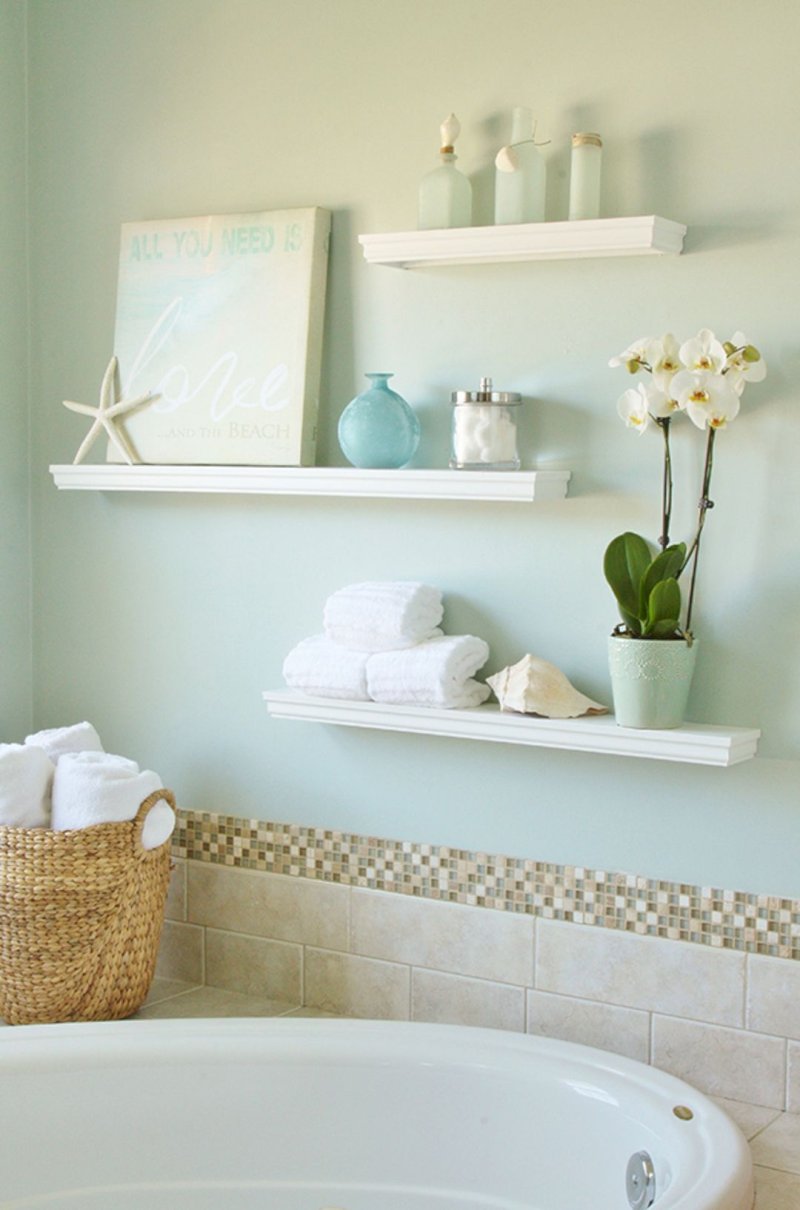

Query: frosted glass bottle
[494,106,546,224]
[568,133,603,220]
[418,113,472,230]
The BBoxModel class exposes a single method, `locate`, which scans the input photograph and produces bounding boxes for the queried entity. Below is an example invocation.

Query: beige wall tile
[205,928,301,1005]
[411,969,525,1032]
[351,888,534,985]
[536,919,745,1026]
[786,1043,800,1113]
[711,1096,781,1141]
[753,1165,800,1209]
[155,920,204,984]
[143,977,197,1007]
[187,862,348,950]
[137,986,292,1019]
[750,1113,800,1174]
[652,1016,786,1109]
[748,955,800,1040]
[282,1006,340,1019]
[164,859,186,922]
[304,948,410,1020]
[526,988,650,1063]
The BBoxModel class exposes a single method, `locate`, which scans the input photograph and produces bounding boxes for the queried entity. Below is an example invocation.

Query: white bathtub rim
[0,1017,753,1210]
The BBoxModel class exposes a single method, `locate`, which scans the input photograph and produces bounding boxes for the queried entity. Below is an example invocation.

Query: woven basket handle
[131,788,176,856]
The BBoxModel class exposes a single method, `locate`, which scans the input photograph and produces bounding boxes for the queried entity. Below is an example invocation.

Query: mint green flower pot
[608,636,698,729]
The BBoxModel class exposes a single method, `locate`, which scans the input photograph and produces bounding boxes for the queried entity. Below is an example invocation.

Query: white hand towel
[139,799,177,851]
[52,752,175,850]
[283,634,371,700]
[0,743,54,828]
[25,721,104,764]
[366,634,492,709]
[323,581,444,652]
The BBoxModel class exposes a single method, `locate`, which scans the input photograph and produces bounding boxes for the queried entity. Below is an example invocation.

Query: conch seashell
[487,654,608,719]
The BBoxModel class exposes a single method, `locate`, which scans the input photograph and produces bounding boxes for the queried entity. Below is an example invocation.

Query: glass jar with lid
[450,377,521,470]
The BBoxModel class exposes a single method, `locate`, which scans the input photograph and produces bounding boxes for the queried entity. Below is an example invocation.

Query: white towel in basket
[25,721,104,764]
[0,743,54,828]
[52,752,175,850]
[366,634,491,709]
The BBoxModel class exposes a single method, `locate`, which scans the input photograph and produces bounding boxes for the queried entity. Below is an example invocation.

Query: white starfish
[63,356,155,465]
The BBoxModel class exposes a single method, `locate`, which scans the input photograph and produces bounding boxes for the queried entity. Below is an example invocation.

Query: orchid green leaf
[604,532,652,619]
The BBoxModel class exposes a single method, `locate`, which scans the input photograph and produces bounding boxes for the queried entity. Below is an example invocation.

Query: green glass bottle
[418,113,472,230]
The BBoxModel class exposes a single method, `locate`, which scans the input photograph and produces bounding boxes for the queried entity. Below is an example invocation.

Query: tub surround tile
[174,811,800,960]
[786,1044,800,1113]
[351,887,534,985]
[187,862,348,951]
[750,1113,800,1175]
[155,920,204,985]
[748,955,800,1041]
[282,1006,340,1018]
[162,816,800,1114]
[536,918,745,1026]
[753,1164,800,1209]
[526,988,650,1063]
[652,1016,786,1110]
[164,860,187,922]
[304,948,410,1020]
[712,1097,782,1140]
[204,928,302,1004]
[136,986,298,1019]
[411,969,526,1033]
[143,977,199,1007]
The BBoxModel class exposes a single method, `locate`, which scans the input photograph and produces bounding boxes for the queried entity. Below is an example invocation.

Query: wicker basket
[0,789,174,1025]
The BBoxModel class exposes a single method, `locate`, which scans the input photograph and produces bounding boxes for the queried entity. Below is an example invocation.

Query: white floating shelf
[262,692,759,767]
[359,215,687,268]
[49,464,570,502]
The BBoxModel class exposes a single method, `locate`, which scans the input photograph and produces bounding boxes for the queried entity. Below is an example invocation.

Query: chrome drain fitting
[626,1149,656,1210]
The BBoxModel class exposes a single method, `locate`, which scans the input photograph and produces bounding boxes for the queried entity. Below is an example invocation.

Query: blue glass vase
[338,373,420,469]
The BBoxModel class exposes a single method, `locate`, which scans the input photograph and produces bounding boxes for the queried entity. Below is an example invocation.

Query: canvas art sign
[110,207,330,465]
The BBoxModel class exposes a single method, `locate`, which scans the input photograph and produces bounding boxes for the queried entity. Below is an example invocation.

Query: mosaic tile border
[172,811,800,960]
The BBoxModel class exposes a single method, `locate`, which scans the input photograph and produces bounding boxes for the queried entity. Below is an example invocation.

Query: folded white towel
[0,743,54,828]
[51,752,175,850]
[366,634,492,709]
[283,634,371,700]
[323,581,444,653]
[25,721,104,764]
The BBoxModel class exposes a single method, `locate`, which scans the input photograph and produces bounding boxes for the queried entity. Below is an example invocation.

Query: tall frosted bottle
[568,132,603,220]
[418,113,472,230]
[494,106,546,224]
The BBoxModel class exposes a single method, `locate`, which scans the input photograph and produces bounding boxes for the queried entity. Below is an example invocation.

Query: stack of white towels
[283,581,491,709]
[0,722,175,850]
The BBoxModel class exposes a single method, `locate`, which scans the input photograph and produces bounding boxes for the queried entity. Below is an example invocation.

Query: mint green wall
[24,0,800,895]
[0,0,32,736]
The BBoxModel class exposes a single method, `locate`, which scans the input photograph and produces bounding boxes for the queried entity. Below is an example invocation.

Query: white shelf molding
[262,692,759,767]
[49,464,570,502]
[359,215,687,269]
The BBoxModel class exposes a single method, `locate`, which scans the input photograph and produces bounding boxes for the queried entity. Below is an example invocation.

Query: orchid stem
[658,417,673,549]
[683,426,717,634]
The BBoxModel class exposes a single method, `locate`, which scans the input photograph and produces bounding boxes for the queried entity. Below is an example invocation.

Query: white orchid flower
[671,369,741,430]
[650,389,682,418]
[724,330,768,395]
[679,328,727,374]
[650,333,683,393]
[609,336,660,373]
[614,387,658,435]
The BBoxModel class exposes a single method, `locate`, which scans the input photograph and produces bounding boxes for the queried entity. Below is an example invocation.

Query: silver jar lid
[451,376,521,405]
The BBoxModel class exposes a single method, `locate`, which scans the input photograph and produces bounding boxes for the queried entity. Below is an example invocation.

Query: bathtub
[0,1018,753,1210]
